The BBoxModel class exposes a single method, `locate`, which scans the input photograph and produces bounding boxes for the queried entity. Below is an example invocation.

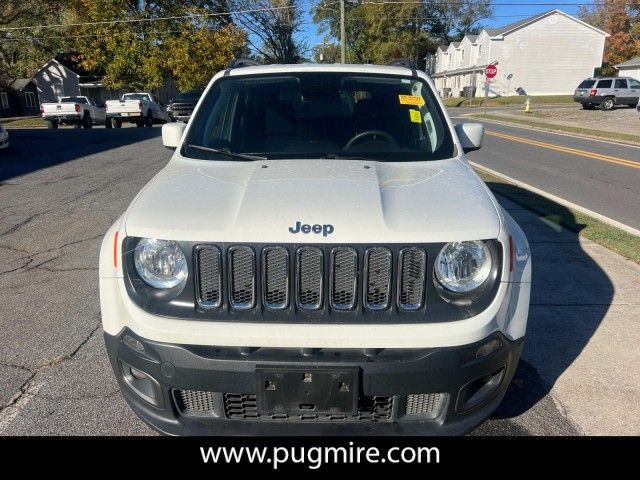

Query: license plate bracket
[256,367,359,417]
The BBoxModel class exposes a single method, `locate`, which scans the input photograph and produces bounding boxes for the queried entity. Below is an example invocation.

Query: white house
[615,57,640,80]
[432,9,609,97]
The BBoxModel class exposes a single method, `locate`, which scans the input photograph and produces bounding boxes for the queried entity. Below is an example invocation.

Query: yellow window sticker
[409,109,422,123]
[399,95,425,106]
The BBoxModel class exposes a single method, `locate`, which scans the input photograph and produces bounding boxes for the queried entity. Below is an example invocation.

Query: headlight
[435,241,492,293]
[134,238,188,289]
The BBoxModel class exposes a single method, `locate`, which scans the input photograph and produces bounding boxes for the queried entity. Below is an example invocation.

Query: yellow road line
[486,130,640,170]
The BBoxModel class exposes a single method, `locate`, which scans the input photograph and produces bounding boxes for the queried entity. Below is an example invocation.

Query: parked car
[166,91,201,123]
[99,60,531,436]
[40,96,109,129]
[105,92,170,128]
[574,77,640,111]
[0,122,8,150]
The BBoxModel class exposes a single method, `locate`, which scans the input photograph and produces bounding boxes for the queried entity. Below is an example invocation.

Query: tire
[82,114,92,129]
[145,112,153,127]
[105,118,112,128]
[47,120,58,129]
[114,119,122,129]
[600,97,615,111]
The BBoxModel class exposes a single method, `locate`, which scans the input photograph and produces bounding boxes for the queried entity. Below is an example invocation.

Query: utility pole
[340,0,346,64]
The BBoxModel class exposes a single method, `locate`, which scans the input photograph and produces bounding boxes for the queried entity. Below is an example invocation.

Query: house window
[0,91,8,110]
[461,50,465,62]
[24,91,36,108]
[478,45,483,60]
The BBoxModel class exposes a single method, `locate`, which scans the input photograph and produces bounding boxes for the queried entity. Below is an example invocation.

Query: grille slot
[398,247,427,311]
[224,393,394,422]
[262,247,289,310]
[175,389,217,415]
[224,393,259,419]
[195,247,222,309]
[405,393,445,418]
[330,247,358,310]
[364,247,392,310]
[296,247,323,310]
[228,247,255,309]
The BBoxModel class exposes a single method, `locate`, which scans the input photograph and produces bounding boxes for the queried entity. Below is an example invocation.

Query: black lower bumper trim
[104,330,523,435]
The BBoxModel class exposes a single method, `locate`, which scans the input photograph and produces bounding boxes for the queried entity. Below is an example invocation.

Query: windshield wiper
[186,144,267,161]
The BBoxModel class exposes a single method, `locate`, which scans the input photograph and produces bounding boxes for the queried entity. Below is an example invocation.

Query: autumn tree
[68,0,246,92]
[229,0,306,63]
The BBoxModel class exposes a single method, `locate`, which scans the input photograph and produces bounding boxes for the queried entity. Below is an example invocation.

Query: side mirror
[455,123,484,153]
[162,122,186,149]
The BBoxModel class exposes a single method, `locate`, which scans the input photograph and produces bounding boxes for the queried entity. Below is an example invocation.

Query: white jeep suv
[99,60,531,435]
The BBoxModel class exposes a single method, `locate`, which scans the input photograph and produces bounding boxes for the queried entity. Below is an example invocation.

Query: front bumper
[105,329,523,435]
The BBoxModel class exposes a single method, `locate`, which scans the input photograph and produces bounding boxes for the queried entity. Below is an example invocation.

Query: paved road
[450,113,640,230]
[0,127,635,435]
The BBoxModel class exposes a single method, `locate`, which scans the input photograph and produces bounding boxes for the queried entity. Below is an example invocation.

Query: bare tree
[230,0,306,63]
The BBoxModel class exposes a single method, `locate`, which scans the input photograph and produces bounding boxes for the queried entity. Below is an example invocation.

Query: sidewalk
[494,191,640,435]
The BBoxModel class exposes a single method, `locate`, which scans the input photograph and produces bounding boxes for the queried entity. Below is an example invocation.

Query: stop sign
[485,64,497,79]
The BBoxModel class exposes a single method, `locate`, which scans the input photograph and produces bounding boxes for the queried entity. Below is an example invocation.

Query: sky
[298,0,594,47]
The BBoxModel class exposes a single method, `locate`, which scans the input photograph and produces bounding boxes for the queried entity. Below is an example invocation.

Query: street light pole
[340,0,346,63]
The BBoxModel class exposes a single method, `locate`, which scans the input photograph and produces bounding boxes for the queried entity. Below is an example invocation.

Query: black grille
[263,247,289,310]
[224,393,394,422]
[398,248,427,311]
[175,389,217,415]
[193,244,436,314]
[297,247,323,310]
[330,247,357,310]
[364,247,392,310]
[195,247,222,308]
[228,247,255,309]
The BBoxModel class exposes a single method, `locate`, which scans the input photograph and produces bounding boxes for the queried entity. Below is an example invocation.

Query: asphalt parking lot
[0,127,638,435]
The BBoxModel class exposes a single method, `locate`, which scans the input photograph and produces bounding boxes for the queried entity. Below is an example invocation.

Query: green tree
[312,0,488,64]
[68,0,246,91]
[0,0,70,79]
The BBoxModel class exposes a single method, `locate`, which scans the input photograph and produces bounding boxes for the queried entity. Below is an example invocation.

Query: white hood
[124,157,501,243]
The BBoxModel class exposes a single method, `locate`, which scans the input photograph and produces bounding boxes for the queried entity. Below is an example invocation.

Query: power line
[0,4,297,32]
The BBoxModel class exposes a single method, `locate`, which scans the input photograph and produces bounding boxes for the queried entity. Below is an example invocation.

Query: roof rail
[226,58,261,69]
[387,58,418,70]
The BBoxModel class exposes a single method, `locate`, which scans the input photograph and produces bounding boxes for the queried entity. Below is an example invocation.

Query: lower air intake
[174,389,217,415]
[405,393,445,418]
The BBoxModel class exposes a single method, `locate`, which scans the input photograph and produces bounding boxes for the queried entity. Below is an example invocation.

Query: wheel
[114,119,122,128]
[105,118,112,128]
[600,97,615,111]
[82,114,92,128]
[145,112,153,127]
[47,120,58,129]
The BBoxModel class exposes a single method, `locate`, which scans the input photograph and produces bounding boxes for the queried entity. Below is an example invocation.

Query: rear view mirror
[162,122,186,149]
[455,123,484,153]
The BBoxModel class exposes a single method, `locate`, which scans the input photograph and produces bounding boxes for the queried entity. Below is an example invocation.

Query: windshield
[122,94,150,102]
[61,97,87,104]
[183,72,455,161]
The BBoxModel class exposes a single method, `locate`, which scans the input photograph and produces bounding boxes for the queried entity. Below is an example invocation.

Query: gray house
[615,57,640,80]
[34,55,180,104]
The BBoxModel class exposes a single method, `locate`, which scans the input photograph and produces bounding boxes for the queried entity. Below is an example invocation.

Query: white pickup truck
[105,92,170,128]
[40,96,109,129]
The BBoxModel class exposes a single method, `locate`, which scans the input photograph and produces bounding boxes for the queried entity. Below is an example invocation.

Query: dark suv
[574,77,640,110]
[167,91,201,122]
